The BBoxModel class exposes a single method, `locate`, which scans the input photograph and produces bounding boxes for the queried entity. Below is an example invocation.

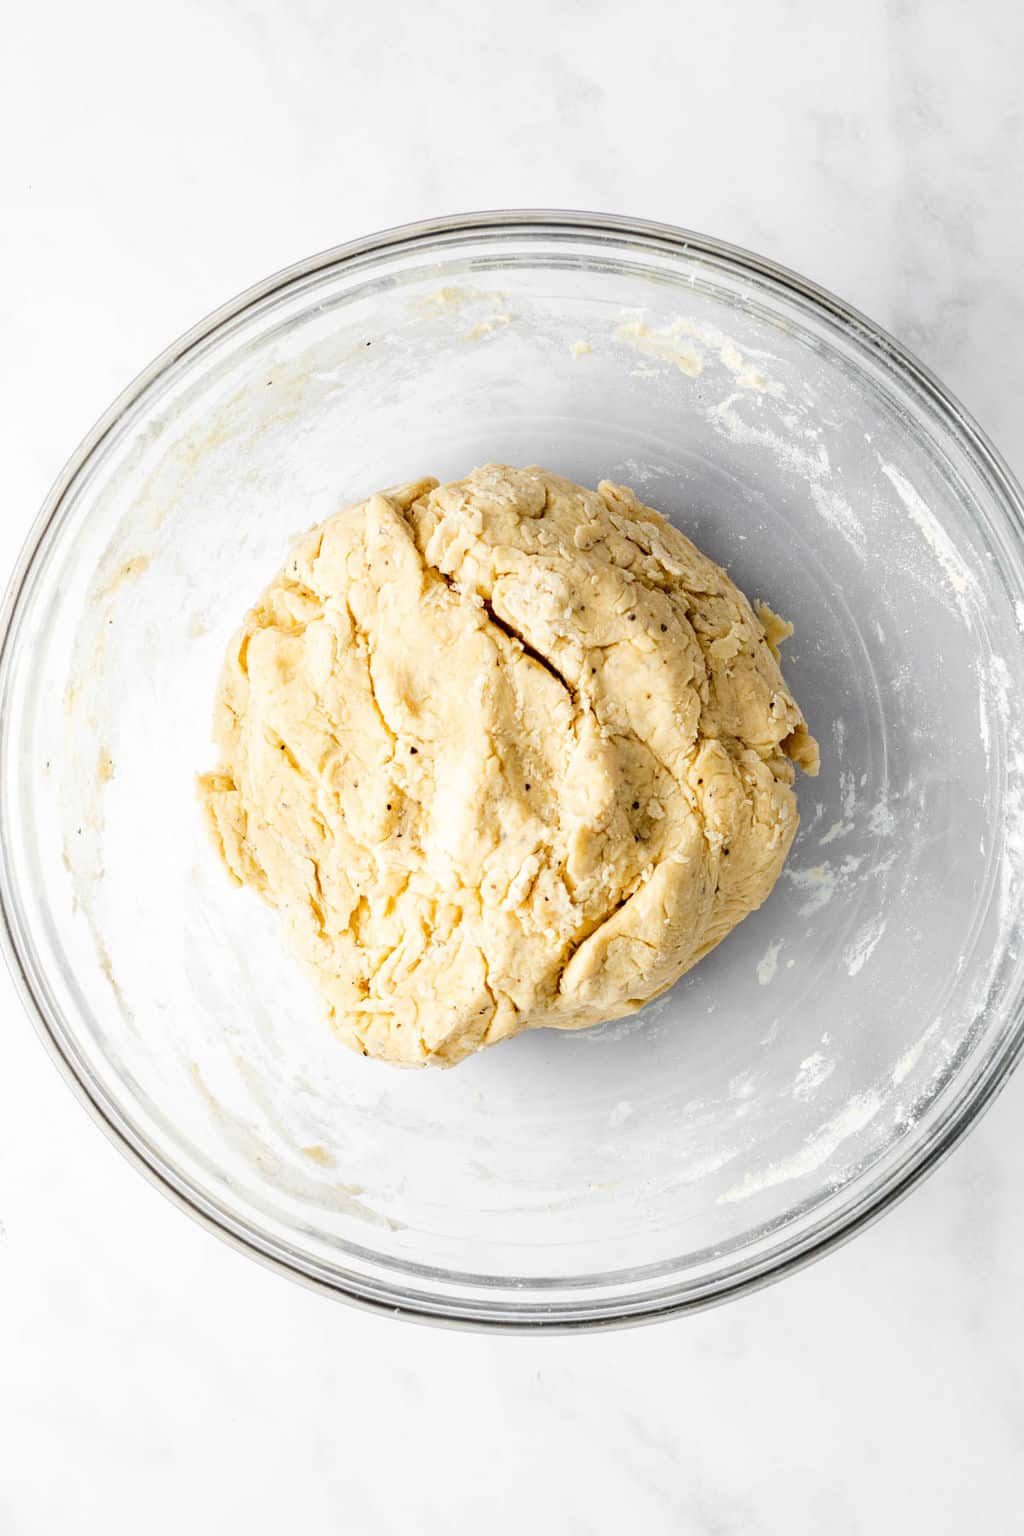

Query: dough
[199,465,818,1067]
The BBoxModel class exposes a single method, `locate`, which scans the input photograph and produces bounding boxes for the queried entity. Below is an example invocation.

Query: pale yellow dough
[199,465,819,1067]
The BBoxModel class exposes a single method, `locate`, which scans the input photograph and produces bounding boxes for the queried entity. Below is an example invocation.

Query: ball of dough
[199,465,818,1067]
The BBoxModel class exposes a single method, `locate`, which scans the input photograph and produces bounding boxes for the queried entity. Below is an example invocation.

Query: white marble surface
[3,2,1024,1530]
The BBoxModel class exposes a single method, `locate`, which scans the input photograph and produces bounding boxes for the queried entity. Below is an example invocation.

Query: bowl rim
[3,206,1024,1332]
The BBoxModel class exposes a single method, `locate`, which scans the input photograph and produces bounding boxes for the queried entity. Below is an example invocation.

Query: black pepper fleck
[409,746,418,755]
[660,623,667,632]
[632,800,640,810]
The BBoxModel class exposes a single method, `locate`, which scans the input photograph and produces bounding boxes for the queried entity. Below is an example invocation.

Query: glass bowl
[3,211,1024,1330]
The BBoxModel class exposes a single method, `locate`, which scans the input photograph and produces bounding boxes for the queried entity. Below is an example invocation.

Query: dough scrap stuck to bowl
[198,464,819,1067]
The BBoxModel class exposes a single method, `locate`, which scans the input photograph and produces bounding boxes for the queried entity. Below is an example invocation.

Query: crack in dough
[199,465,819,1067]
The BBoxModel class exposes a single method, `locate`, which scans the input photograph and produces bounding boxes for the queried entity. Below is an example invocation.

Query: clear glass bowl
[4,211,1024,1329]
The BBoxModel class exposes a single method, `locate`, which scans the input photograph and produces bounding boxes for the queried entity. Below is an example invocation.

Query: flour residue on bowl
[819,769,858,844]
[979,652,1024,939]
[188,1060,400,1230]
[793,1051,835,1102]
[880,461,975,612]
[890,1021,943,1088]
[711,399,868,556]
[844,915,887,977]
[756,939,782,986]
[719,1088,884,1204]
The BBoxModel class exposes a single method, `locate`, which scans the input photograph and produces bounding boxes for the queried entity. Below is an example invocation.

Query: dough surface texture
[199,465,818,1067]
